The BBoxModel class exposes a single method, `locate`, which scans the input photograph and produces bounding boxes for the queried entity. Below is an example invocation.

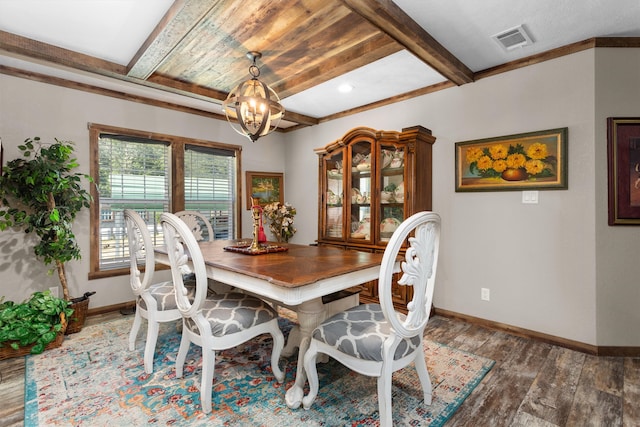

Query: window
[184,145,235,240]
[89,124,242,278]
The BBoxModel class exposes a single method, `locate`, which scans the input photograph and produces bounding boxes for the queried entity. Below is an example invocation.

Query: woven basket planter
[65,297,89,335]
[0,313,67,360]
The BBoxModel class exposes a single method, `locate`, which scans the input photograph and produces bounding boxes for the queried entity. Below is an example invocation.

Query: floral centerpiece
[263,202,297,242]
[466,142,556,181]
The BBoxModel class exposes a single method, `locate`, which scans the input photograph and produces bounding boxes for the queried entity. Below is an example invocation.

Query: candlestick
[249,197,262,252]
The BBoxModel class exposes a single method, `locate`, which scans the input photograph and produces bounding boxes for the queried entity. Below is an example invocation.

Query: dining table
[155,239,393,409]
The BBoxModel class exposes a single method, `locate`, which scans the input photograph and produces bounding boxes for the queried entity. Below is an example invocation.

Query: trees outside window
[88,124,242,278]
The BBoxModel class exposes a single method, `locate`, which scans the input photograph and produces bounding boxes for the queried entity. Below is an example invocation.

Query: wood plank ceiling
[0,0,472,130]
[132,0,473,128]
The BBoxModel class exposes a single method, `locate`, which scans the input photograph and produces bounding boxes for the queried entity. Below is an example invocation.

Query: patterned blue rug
[25,315,494,426]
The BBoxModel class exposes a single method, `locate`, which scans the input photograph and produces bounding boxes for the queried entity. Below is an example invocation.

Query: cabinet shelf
[381,168,404,176]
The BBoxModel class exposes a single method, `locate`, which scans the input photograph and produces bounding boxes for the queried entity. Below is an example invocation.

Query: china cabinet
[315,125,436,310]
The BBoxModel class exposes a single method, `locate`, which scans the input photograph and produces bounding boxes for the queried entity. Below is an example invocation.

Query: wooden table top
[196,240,385,288]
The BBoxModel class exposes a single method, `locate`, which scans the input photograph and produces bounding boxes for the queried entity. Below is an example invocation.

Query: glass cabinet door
[349,140,372,242]
[324,150,344,239]
[379,144,405,242]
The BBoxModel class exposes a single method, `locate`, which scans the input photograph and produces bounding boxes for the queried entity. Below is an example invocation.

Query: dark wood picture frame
[455,127,568,192]
[245,171,284,209]
[607,117,640,225]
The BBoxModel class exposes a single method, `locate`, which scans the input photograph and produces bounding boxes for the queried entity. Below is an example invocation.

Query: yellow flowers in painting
[455,128,566,191]
[465,142,556,181]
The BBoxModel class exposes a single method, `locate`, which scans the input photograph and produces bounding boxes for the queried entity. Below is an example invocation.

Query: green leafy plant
[0,290,73,354]
[383,183,397,192]
[0,137,93,301]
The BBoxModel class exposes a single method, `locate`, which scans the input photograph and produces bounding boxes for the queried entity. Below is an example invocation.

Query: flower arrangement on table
[465,142,556,181]
[263,202,297,243]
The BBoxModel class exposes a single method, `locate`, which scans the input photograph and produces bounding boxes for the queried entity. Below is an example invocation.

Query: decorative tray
[223,244,289,255]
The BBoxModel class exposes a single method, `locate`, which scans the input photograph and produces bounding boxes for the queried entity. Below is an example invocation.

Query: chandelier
[222,51,284,142]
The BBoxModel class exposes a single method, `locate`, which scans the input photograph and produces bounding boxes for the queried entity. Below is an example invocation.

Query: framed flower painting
[455,127,568,192]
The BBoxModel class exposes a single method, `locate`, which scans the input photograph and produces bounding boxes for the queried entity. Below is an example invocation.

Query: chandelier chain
[249,64,260,79]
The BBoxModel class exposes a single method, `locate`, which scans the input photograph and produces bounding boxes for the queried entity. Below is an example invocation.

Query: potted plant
[0,137,94,333]
[0,290,73,358]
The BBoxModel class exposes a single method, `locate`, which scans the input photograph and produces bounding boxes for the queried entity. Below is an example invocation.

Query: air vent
[493,25,533,50]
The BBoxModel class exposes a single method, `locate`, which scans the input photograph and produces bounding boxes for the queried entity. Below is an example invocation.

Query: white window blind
[184,144,236,240]
[90,124,241,276]
[98,135,170,270]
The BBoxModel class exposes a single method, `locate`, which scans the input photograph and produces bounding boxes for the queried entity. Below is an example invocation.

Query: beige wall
[286,49,600,345]
[0,75,287,307]
[594,48,640,346]
[1,47,638,346]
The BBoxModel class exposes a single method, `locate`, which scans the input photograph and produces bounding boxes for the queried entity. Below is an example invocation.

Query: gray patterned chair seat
[137,281,195,311]
[302,212,441,427]
[312,303,421,361]
[184,292,279,337]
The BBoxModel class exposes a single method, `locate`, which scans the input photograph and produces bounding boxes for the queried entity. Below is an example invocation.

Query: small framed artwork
[607,117,640,225]
[455,127,568,192]
[245,171,284,209]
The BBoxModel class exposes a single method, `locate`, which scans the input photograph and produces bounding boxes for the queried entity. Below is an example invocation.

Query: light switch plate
[522,190,539,204]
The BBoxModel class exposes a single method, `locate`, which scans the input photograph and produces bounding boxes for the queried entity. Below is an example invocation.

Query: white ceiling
[1,0,639,121]
[0,0,174,64]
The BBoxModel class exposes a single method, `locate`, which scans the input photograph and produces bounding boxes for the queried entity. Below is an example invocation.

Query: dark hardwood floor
[1,311,638,426]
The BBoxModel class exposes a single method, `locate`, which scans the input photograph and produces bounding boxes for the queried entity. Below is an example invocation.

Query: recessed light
[338,83,354,93]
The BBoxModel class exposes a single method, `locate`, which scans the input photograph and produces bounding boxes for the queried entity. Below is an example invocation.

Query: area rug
[25,314,494,426]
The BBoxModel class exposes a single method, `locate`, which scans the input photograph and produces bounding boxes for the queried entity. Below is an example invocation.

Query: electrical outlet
[481,288,490,301]
[49,286,59,298]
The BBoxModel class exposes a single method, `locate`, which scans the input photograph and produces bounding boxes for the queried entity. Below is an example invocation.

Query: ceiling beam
[145,74,319,126]
[0,30,317,127]
[0,63,228,121]
[147,73,230,101]
[127,0,215,80]
[0,30,126,76]
[340,0,474,85]
[283,110,320,126]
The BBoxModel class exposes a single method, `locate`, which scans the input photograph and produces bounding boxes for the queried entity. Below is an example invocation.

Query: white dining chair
[160,212,285,414]
[175,210,215,242]
[302,211,441,427]
[124,209,195,374]
[175,210,233,294]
